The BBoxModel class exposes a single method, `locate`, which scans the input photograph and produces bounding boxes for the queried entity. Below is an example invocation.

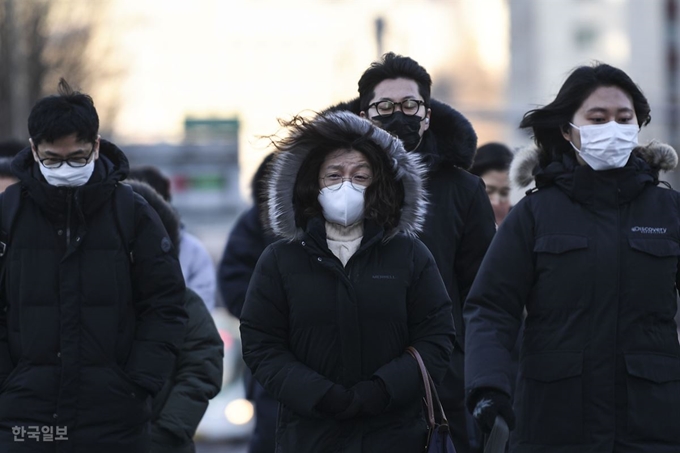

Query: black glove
[351,378,390,416]
[316,384,363,420]
[316,383,353,415]
[467,388,516,434]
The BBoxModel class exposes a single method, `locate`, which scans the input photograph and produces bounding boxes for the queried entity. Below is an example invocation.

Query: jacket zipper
[66,189,72,247]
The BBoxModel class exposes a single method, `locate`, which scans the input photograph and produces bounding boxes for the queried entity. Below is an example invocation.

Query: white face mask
[38,160,95,187]
[569,121,639,171]
[318,181,366,226]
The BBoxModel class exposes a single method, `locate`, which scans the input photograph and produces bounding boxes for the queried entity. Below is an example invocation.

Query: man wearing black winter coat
[326,52,496,453]
[0,80,187,453]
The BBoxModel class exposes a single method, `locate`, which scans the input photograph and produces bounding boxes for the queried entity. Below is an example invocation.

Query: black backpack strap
[113,183,136,264]
[0,184,23,259]
[0,184,22,309]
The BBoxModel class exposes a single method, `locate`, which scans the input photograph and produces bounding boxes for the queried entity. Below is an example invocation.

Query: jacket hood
[10,139,130,217]
[510,140,678,189]
[266,111,428,241]
[251,152,276,207]
[324,97,477,169]
[11,139,130,185]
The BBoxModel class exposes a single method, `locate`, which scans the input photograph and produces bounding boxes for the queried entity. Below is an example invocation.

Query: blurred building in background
[123,117,242,259]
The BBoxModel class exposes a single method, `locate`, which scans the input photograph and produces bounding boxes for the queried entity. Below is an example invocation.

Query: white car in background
[195,307,255,443]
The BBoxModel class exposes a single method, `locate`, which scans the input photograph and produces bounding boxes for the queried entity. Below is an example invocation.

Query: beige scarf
[325,221,364,267]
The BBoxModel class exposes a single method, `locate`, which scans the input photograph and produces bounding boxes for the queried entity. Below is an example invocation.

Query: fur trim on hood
[510,140,679,188]
[265,111,428,241]
[323,97,477,169]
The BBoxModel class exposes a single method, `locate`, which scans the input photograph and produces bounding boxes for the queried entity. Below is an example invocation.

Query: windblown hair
[270,115,405,232]
[519,62,651,168]
[357,52,432,112]
[28,78,99,146]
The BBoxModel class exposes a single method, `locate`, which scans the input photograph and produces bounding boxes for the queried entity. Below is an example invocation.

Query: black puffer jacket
[150,288,223,453]
[465,143,680,452]
[0,142,187,453]
[240,111,455,453]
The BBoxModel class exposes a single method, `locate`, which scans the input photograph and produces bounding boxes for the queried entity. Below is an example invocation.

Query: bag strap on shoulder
[113,183,136,264]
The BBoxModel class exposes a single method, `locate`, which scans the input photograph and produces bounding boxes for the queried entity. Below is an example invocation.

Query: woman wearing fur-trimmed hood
[240,110,455,452]
[463,63,680,453]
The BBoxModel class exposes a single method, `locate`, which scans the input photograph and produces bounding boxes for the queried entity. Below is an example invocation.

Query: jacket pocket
[626,238,680,309]
[534,235,588,254]
[628,237,680,257]
[111,363,150,402]
[624,353,680,443]
[518,351,584,445]
[532,235,591,309]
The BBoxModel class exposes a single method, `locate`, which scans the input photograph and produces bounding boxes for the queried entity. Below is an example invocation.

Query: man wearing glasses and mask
[325,52,496,453]
[0,79,187,452]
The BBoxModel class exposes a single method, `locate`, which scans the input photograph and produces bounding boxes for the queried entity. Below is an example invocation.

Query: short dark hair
[357,52,432,112]
[271,115,405,231]
[519,63,651,167]
[125,180,180,254]
[128,166,172,202]
[469,143,514,176]
[28,78,99,146]
[0,140,25,158]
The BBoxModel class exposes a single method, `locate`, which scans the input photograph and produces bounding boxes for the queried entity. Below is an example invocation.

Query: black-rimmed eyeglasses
[37,148,96,169]
[368,99,426,118]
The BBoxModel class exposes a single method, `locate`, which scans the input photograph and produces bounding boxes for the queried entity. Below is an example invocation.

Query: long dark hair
[519,63,651,167]
[270,114,405,231]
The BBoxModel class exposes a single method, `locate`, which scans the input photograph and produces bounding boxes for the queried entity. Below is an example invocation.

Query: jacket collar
[303,216,384,259]
[11,139,130,217]
[512,141,677,205]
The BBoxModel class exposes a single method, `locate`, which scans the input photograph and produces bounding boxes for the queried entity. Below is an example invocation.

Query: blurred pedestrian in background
[240,110,455,452]
[326,52,496,453]
[218,153,279,453]
[129,166,217,311]
[125,180,223,453]
[469,142,514,226]
[464,63,680,453]
[0,79,187,452]
[467,141,518,451]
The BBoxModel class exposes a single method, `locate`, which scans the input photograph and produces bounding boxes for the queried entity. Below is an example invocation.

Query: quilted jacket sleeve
[240,245,339,419]
[125,196,188,396]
